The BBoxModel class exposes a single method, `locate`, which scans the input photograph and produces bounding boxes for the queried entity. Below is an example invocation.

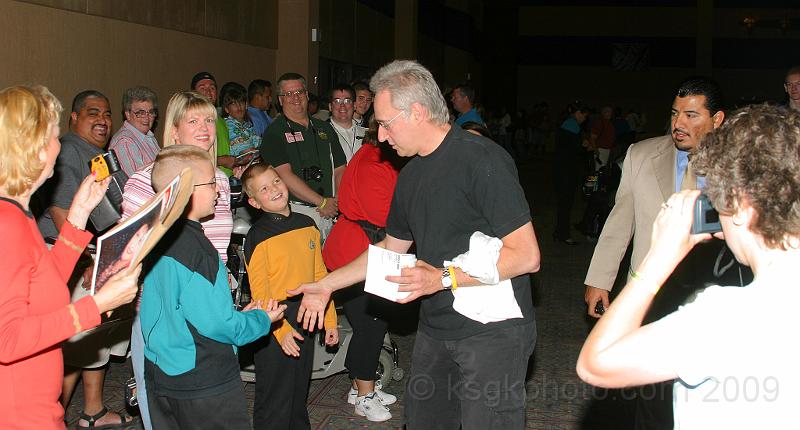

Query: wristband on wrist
[447,266,458,291]
[318,197,328,210]
[629,268,660,295]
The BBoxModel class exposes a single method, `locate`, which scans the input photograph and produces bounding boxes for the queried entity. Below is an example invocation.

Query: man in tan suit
[583,77,725,429]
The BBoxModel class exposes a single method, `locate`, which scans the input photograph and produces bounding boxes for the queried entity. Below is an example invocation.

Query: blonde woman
[0,85,139,429]
[121,91,232,430]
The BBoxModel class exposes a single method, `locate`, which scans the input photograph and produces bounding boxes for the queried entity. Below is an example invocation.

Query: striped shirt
[108,121,160,177]
[121,163,232,263]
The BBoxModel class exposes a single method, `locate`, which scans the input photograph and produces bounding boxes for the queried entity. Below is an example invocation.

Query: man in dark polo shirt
[290,60,541,430]
[259,72,346,240]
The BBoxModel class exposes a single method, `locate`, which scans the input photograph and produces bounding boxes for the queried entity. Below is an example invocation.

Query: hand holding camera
[66,174,112,230]
[638,190,717,288]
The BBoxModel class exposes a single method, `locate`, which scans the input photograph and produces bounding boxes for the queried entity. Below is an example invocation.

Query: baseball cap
[191,72,216,90]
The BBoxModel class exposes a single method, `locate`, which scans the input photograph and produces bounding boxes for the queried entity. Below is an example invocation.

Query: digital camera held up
[88,150,121,182]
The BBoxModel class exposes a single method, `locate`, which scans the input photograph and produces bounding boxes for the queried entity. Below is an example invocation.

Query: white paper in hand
[364,245,416,302]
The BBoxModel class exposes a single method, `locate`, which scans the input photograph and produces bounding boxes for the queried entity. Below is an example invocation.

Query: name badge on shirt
[285,132,296,143]
[293,132,304,142]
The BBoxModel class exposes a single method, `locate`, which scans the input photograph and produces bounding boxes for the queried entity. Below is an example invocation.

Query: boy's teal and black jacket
[140,219,270,399]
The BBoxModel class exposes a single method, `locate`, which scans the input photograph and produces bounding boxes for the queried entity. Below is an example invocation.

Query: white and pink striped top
[121,163,232,263]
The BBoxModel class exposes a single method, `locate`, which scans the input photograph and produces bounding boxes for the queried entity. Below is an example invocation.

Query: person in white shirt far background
[328,83,367,163]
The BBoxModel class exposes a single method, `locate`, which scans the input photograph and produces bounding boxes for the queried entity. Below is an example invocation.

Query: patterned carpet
[65,155,636,429]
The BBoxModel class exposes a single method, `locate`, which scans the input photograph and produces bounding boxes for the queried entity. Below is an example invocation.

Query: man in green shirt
[259,72,346,240]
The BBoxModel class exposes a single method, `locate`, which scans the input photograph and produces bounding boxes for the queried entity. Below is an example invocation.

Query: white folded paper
[364,245,416,302]
[448,232,523,324]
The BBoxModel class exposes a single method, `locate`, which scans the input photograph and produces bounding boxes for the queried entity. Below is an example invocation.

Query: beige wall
[2,0,277,138]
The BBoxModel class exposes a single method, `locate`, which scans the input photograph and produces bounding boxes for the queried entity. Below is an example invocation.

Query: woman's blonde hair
[162,91,218,165]
[0,85,62,196]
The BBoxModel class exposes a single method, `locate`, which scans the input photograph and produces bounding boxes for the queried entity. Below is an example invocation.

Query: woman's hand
[92,264,141,314]
[639,190,713,284]
[66,174,111,230]
[325,328,339,346]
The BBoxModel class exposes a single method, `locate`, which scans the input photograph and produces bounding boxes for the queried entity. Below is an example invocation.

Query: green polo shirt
[260,116,346,201]
[215,117,233,176]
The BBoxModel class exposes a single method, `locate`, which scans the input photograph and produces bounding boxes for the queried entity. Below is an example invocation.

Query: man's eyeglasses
[132,109,158,118]
[357,95,373,103]
[785,81,800,90]
[332,98,353,105]
[194,180,218,189]
[278,89,307,99]
[376,111,405,130]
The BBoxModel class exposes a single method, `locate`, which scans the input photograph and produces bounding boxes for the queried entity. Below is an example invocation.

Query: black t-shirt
[386,126,535,340]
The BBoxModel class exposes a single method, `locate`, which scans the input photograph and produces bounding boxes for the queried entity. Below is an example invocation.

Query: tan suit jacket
[585,135,676,291]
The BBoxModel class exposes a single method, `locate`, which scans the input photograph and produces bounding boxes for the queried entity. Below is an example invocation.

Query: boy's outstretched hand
[243,299,287,323]
[280,329,304,357]
[325,328,339,346]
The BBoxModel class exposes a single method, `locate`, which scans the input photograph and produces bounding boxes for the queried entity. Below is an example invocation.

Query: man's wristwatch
[441,267,454,290]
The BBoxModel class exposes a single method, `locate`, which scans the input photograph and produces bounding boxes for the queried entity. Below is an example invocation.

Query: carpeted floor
[65,154,636,429]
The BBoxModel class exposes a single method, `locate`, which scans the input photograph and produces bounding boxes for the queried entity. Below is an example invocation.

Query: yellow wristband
[629,268,660,295]
[318,197,328,210]
[447,266,458,291]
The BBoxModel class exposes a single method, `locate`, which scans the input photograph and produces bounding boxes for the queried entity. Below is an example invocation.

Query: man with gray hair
[109,86,159,176]
[291,60,540,429]
[259,72,346,240]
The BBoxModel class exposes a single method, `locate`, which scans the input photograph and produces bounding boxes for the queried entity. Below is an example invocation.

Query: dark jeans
[404,322,537,430]
[147,385,250,430]
[340,285,389,381]
[554,169,580,240]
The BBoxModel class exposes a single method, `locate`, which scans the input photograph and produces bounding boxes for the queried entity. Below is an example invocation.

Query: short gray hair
[369,60,449,126]
[122,86,158,112]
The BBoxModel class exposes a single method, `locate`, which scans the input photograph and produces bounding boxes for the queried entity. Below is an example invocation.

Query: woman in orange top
[0,85,140,429]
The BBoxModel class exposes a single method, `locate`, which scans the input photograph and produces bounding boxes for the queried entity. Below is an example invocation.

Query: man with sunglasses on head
[109,86,160,177]
[259,72,346,240]
[329,83,367,163]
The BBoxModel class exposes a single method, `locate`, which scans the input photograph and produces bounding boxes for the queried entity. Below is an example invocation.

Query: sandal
[76,406,140,429]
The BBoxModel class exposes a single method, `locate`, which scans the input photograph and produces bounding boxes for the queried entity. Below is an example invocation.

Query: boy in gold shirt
[242,163,338,429]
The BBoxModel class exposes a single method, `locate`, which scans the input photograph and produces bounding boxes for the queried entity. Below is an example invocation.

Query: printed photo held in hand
[90,168,194,295]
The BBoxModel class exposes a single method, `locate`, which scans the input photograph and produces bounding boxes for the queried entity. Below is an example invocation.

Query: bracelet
[447,266,458,291]
[66,218,86,232]
[629,268,660,295]
[318,197,328,210]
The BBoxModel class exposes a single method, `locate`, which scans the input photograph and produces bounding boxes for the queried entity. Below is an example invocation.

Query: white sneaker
[347,381,397,406]
[355,392,392,422]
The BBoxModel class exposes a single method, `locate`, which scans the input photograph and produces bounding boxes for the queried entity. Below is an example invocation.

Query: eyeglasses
[356,95,373,103]
[132,109,158,118]
[194,180,217,189]
[332,98,353,105]
[785,81,800,89]
[278,89,307,99]
[376,111,405,130]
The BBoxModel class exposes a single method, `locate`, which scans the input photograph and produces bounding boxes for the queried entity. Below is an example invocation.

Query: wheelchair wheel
[376,349,395,389]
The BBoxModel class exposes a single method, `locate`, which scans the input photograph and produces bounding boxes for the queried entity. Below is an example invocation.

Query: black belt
[44,237,57,245]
